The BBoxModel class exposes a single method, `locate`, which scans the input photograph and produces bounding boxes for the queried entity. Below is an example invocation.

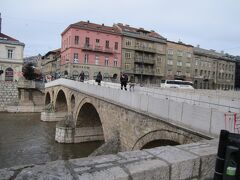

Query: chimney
[0,13,2,33]
[102,23,104,26]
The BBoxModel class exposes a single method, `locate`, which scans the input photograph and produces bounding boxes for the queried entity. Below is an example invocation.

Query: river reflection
[0,112,103,169]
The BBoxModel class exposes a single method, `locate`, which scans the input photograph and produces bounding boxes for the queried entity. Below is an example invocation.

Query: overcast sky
[1,0,240,57]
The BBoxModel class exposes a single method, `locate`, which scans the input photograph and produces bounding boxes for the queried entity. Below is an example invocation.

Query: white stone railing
[46,79,240,137]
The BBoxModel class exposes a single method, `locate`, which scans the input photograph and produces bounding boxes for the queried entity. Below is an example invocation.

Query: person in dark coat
[79,71,85,82]
[96,71,102,85]
[120,73,128,90]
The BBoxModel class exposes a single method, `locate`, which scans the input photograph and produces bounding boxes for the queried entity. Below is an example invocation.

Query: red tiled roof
[0,32,19,42]
[67,21,121,35]
[115,23,165,39]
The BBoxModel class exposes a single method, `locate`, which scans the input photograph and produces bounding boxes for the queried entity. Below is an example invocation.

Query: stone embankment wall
[0,81,18,111]
[0,139,218,180]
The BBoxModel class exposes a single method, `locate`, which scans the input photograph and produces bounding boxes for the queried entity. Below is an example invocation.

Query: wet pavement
[0,112,103,169]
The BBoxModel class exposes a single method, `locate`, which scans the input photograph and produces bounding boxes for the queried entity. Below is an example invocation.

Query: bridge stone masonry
[2,78,240,179]
[0,139,218,179]
[43,78,219,152]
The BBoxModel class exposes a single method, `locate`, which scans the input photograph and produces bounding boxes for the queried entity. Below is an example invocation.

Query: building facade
[115,23,167,85]
[61,21,122,81]
[41,49,61,78]
[193,47,235,90]
[166,41,193,82]
[0,32,25,81]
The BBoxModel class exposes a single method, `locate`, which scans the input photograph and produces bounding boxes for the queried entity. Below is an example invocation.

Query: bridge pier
[41,112,68,122]
[55,126,104,143]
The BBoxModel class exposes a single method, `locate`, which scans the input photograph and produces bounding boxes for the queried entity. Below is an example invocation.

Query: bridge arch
[132,129,193,150]
[76,98,102,127]
[45,92,51,105]
[55,89,68,112]
[70,94,75,113]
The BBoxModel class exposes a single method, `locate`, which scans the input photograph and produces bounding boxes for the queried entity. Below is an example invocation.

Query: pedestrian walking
[79,71,85,82]
[120,73,128,90]
[96,71,102,85]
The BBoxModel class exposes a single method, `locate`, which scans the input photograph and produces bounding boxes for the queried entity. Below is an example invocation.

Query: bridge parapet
[45,79,240,137]
[0,139,218,179]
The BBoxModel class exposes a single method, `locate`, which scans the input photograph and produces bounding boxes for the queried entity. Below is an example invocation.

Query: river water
[0,112,103,169]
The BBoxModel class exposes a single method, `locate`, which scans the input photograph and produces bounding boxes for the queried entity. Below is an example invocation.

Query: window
[126,40,132,46]
[114,58,118,66]
[195,69,198,76]
[125,52,131,59]
[176,71,182,75]
[95,55,99,65]
[106,40,109,48]
[186,62,191,67]
[73,53,78,63]
[177,61,182,66]
[96,39,100,46]
[105,57,109,66]
[85,37,90,46]
[114,42,118,50]
[186,52,192,58]
[195,59,199,66]
[168,49,173,55]
[84,54,88,64]
[74,36,79,45]
[167,59,173,65]
[8,49,13,59]
[177,51,183,57]
[125,63,130,70]
[186,72,191,77]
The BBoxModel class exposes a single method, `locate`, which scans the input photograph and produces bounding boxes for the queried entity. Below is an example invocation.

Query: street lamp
[140,48,144,87]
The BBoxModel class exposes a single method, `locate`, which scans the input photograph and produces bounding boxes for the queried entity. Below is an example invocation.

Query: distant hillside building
[24,54,42,67]
[61,21,122,81]
[0,13,25,81]
[41,49,61,78]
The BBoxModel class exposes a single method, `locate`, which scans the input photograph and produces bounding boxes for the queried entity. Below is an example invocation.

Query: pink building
[61,21,122,81]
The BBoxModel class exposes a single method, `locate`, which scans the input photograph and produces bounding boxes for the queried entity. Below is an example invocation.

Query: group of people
[120,73,135,91]
[78,71,134,91]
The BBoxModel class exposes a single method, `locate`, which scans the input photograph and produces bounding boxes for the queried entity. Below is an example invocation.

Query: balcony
[134,57,155,64]
[82,44,93,50]
[135,46,156,53]
[82,44,114,54]
[134,68,155,75]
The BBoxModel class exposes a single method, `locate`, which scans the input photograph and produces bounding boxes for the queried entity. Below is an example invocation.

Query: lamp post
[140,52,143,86]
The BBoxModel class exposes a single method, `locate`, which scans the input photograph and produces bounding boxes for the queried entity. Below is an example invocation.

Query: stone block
[77,166,129,180]
[123,159,169,180]
[69,154,121,167]
[145,146,200,179]
[117,150,153,164]
[15,160,74,180]
[177,142,217,179]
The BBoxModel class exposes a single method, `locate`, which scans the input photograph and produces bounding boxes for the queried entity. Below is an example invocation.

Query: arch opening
[5,67,14,81]
[140,139,180,150]
[45,92,51,105]
[71,95,75,112]
[77,102,102,127]
[55,90,68,112]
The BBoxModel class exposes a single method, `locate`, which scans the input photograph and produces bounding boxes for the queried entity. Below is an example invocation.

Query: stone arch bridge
[44,79,211,152]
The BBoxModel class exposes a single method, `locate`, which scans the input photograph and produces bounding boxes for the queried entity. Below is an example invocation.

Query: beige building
[0,32,25,81]
[114,23,167,85]
[166,41,193,82]
[193,47,235,90]
[41,49,61,78]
